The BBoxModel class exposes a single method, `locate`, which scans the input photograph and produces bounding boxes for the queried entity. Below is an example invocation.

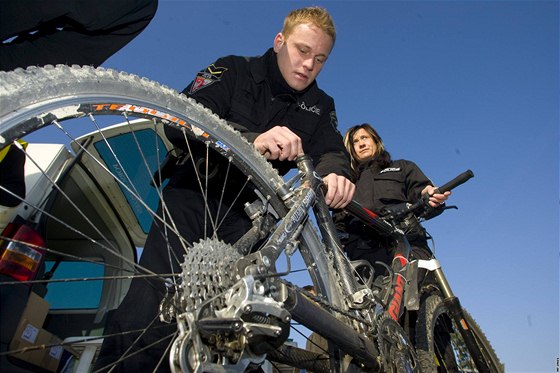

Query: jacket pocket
[374,171,406,203]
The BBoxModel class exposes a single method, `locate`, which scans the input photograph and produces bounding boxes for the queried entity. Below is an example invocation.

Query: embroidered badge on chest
[189,64,228,94]
[298,101,321,116]
[380,167,401,174]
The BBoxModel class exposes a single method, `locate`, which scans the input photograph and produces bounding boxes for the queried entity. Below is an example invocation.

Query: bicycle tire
[0,65,348,372]
[415,293,503,373]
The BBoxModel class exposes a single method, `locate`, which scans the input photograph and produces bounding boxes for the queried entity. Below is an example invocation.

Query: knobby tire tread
[415,293,503,373]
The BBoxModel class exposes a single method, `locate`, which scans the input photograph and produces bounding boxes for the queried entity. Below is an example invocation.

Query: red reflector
[0,224,45,282]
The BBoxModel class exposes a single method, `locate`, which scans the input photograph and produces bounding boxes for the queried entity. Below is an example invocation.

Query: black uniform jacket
[337,159,441,252]
[166,48,351,179]
[353,159,433,212]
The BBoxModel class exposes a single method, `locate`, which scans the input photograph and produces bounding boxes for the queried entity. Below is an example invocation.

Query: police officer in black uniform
[337,123,450,278]
[95,7,355,372]
[171,48,350,179]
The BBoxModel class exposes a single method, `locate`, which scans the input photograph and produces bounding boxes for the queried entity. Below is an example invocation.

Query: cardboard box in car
[18,291,49,328]
[10,326,63,372]
[8,291,63,372]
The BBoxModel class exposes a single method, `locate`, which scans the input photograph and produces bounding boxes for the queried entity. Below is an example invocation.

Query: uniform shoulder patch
[189,64,228,94]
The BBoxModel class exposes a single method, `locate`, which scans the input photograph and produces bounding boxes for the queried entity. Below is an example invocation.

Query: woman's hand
[422,185,451,207]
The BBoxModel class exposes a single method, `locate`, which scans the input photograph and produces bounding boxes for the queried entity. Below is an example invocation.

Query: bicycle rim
[0,66,346,372]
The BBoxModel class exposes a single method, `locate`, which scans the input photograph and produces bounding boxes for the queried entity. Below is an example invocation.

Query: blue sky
[100,1,558,371]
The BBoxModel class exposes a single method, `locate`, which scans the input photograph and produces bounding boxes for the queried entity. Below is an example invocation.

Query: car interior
[1,119,170,372]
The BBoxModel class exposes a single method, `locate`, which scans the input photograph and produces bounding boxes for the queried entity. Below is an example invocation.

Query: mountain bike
[343,173,503,372]
[0,65,500,372]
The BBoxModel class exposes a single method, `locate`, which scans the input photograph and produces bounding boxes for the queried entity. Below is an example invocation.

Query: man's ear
[273,33,284,52]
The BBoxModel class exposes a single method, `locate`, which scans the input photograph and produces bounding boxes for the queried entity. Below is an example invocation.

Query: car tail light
[0,223,46,282]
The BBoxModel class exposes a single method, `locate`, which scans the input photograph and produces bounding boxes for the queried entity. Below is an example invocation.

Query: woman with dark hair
[337,123,450,278]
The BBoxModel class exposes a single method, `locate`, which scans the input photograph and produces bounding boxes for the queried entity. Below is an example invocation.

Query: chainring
[376,314,418,372]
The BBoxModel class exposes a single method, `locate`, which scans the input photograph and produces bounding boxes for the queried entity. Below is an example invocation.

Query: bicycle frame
[230,155,383,371]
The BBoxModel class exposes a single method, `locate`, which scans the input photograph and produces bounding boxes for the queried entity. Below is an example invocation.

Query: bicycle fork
[418,259,491,373]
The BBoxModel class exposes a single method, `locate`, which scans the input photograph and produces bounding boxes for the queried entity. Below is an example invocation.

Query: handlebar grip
[436,169,474,194]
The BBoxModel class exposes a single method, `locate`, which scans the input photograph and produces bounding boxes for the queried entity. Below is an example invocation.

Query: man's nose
[303,57,315,71]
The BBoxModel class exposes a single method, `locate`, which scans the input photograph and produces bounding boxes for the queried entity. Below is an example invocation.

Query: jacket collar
[358,158,382,173]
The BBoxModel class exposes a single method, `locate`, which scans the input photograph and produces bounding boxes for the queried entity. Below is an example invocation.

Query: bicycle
[343,172,503,372]
[0,65,500,372]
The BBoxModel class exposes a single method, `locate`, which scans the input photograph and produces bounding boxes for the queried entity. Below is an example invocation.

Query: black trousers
[94,167,253,372]
[0,0,158,71]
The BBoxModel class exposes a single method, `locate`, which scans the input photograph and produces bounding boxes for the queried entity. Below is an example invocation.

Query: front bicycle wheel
[0,66,347,372]
[415,294,503,373]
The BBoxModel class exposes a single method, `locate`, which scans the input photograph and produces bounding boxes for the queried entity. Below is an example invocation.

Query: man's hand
[421,185,451,207]
[254,127,354,208]
[323,173,355,209]
[254,126,303,161]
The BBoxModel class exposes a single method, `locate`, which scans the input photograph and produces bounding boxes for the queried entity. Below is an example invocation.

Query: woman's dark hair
[343,123,392,170]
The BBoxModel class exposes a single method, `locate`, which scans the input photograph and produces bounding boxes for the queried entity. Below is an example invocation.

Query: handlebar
[344,170,475,236]
[435,169,474,194]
